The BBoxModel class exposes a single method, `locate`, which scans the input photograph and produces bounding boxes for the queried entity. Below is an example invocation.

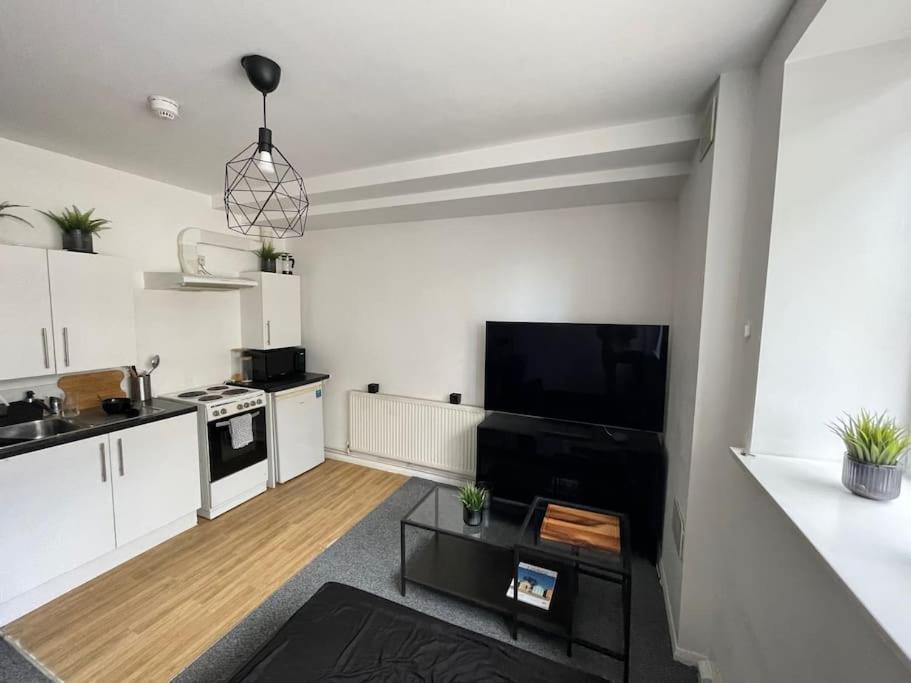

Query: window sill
[730,447,911,667]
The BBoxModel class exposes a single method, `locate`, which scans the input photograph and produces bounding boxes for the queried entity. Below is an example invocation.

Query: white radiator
[348,391,485,476]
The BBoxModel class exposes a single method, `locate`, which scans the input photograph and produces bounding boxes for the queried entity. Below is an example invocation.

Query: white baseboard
[326,448,471,487]
[699,659,721,683]
[0,512,197,626]
[657,559,720,680]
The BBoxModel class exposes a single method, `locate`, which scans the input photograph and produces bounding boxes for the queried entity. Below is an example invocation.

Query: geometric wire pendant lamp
[224,55,309,238]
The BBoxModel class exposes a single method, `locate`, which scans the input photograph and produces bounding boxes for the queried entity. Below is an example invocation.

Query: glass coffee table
[400,485,631,683]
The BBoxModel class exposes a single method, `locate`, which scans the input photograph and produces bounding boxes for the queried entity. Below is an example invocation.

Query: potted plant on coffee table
[458,483,488,526]
[829,410,911,501]
[39,205,111,253]
[254,240,280,273]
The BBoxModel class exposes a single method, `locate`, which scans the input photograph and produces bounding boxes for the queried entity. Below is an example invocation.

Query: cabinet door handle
[266,320,272,346]
[99,442,107,482]
[117,438,125,476]
[41,328,50,369]
[62,327,70,367]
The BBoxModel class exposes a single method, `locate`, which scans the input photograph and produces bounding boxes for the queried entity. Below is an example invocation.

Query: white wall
[293,202,676,452]
[667,1,911,681]
[657,69,763,665]
[751,36,911,459]
[0,137,254,398]
[660,141,713,630]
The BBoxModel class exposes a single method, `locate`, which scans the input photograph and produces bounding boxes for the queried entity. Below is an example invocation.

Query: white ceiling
[790,0,911,63]
[0,0,792,195]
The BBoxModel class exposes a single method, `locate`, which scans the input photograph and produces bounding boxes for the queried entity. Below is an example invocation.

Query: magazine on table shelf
[505,562,557,610]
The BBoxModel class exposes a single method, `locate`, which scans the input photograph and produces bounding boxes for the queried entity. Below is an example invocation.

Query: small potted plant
[0,201,33,228]
[829,410,911,501]
[457,483,488,526]
[254,240,279,273]
[39,205,111,253]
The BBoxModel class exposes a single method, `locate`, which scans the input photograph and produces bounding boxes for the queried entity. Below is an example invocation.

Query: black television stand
[541,429,589,441]
[475,411,667,564]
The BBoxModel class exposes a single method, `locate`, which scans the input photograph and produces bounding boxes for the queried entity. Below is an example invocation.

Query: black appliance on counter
[248,347,306,382]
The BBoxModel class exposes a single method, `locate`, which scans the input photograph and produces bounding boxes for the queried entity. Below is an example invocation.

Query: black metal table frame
[400,486,631,683]
[513,496,632,683]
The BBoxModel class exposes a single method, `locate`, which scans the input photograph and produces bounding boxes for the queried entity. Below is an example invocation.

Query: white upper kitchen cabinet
[47,250,136,373]
[0,244,56,380]
[239,272,301,349]
[0,435,116,602]
[109,413,201,546]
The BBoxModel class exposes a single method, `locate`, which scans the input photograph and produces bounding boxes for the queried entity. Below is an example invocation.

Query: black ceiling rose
[241,55,281,95]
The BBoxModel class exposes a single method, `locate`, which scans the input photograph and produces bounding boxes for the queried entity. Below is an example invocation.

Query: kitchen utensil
[101,397,132,414]
[130,365,138,378]
[149,354,160,373]
[58,370,126,412]
[130,373,153,404]
[278,252,295,275]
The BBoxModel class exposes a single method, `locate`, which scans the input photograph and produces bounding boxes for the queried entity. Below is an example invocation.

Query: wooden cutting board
[540,503,621,553]
[58,369,126,411]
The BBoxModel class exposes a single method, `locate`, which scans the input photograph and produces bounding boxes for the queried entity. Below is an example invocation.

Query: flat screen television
[484,321,669,432]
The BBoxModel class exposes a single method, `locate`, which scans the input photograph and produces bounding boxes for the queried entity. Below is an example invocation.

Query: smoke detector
[148,95,180,120]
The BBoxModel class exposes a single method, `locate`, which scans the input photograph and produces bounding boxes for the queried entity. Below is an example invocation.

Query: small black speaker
[368,383,380,394]
[449,393,462,405]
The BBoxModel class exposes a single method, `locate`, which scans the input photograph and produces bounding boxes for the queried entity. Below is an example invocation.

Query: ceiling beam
[211,114,699,228]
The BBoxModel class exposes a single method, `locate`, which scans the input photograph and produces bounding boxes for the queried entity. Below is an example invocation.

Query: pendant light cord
[262,93,267,128]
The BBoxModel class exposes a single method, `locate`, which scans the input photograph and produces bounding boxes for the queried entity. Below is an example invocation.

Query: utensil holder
[130,374,152,403]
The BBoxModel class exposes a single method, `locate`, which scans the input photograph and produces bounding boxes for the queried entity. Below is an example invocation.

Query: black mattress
[229,582,605,682]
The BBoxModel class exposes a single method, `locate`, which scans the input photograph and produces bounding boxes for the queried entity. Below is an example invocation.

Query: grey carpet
[175,477,695,683]
[0,639,46,683]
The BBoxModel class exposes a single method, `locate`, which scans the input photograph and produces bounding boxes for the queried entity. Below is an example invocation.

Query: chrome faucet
[25,391,61,416]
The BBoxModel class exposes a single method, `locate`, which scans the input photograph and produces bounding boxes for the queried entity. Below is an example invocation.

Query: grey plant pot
[261,257,277,273]
[462,507,482,526]
[62,231,94,253]
[842,455,904,501]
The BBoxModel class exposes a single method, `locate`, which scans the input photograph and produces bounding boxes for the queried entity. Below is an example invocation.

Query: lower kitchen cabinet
[110,413,200,546]
[0,435,116,603]
[0,413,200,622]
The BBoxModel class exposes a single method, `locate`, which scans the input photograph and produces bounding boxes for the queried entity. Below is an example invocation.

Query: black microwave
[248,347,305,381]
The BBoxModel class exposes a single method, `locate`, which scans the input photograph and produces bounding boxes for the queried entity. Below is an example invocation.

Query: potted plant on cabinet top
[39,205,111,253]
[458,483,488,526]
[254,240,279,273]
[830,410,911,501]
[0,201,34,228]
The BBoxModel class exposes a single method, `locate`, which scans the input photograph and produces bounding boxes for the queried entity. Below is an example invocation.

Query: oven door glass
[207,408,268,482]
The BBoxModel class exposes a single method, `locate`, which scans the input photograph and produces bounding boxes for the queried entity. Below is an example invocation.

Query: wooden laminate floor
[2,459,407,682]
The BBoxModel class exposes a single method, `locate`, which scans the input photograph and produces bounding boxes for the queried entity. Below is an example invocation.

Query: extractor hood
[143,272,258,291]
[143,227,264,292]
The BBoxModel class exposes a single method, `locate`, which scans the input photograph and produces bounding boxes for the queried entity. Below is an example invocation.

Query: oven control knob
[237,403,242,410]
[244,402,250,408]
[222,409,228,415]
[256,399,262,405]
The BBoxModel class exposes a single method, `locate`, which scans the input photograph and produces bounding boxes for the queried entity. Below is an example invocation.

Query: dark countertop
[0,398,197,461]
[229,371,330,393]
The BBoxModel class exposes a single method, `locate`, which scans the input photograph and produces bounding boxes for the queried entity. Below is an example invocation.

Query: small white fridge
[267,381,325,485]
